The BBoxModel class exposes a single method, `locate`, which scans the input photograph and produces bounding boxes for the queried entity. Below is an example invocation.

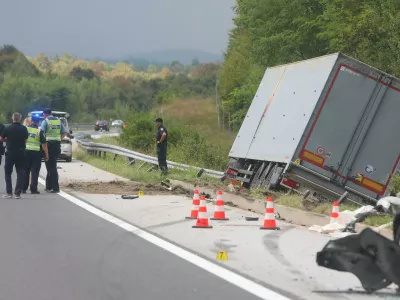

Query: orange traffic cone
[330,201,340,223]
[210,190,229,221]
[186,189,200,219]
[192,195,212,228]
[260,196,280,230]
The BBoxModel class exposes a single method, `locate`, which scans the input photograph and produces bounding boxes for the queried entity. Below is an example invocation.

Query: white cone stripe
[264,213,275,220]
[214,206,225,212]
[194,194,200,200]
[216,194,222,201]
[198,212,208,219]
[200,200,207,206]
[266,202,274,208]
[191,204,199,210]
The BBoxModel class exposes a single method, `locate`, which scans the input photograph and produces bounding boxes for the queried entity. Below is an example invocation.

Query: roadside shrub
[119,112,155,151]
[389,174,400,195]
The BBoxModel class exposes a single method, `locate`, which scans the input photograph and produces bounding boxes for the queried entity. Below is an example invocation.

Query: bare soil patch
[61,180,191,196]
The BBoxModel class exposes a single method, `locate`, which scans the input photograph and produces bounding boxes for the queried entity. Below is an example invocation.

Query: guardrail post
[103,152,106,159]
[126,157,135,166]
[113,154,118,161]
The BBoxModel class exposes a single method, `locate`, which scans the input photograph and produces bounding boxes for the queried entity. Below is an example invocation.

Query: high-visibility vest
[45,118,61,142]
[26,126,41,151]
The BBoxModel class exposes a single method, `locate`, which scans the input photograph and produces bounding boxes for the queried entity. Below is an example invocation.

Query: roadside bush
[119,112,228,171]
[119,112,155,151]
[389,174,400,195]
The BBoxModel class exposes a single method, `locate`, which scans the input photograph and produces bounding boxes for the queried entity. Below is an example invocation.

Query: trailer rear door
[343,83,400,198]
[299,62,400,198]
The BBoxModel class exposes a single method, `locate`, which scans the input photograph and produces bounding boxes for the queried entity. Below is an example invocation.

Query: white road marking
[38,178,292,300]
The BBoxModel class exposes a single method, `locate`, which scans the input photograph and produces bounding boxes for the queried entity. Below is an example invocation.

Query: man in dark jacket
[1,112,28,199]
[0,122,5,165]
[154,117,169,174]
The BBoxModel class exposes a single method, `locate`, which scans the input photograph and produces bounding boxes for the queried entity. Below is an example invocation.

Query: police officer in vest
[23,114,49,194]
[41,109,67,193]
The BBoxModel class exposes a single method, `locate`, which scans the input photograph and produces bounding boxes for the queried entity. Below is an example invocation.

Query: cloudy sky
[0,0,235,58]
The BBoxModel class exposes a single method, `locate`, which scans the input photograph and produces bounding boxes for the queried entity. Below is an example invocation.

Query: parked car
[95,120,109,131]
[60,137,73,162]
[28,110,74,162]
[111,119,124,127]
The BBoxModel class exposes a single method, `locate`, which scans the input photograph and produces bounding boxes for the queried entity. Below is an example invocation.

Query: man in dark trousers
[154,117,169,174]
[0,122,5,165]
[41,108,67,193]
[23,114,49,194]
[1,112,28,199]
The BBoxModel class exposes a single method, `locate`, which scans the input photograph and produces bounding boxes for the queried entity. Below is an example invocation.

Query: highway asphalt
[0,165,283,299]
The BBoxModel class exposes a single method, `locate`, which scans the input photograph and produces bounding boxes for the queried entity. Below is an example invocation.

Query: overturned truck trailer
[225,53,400,204]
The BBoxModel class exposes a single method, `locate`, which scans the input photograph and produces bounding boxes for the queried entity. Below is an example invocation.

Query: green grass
[153,97,236,151]
[89,136,121,146]
[74,148,221,186]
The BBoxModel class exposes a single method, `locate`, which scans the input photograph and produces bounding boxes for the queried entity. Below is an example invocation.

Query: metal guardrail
[75,136,225,178]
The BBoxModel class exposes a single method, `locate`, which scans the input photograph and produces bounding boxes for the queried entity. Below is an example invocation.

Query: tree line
[0,45,220,123]
[219,0,400,130]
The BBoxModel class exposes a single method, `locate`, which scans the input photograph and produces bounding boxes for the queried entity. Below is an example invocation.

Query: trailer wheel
[250,162,266,189]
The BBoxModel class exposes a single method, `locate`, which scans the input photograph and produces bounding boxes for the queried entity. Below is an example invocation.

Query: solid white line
[38,178,292,300]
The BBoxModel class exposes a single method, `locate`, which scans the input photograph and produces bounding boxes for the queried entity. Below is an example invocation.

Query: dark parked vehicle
[95,120,109,131]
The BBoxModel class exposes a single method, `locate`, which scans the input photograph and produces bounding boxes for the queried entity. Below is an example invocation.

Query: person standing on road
[41,108,67,193]
[0,121,5,166]
[1,112,28,199]
[154,117,169,174]
[23,115,49,194]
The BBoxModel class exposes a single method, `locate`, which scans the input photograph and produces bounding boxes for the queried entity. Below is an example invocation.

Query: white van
[28,111,74,162]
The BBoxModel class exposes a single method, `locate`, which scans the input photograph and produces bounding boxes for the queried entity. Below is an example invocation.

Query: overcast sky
[0,0,235,58]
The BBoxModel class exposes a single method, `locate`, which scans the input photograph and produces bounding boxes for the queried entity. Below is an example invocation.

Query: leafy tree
[220,0,400,130]
[192,57,200,66]
[69,67,96,81]
[0,44,219,121]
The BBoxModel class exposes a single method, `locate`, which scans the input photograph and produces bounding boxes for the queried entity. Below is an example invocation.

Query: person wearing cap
[154,117,169,174]
[1,112,28,199]
[41,108,67,193]
[23,115,49,194]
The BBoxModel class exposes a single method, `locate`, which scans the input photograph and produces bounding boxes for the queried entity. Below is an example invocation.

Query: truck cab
[28,111,73,162]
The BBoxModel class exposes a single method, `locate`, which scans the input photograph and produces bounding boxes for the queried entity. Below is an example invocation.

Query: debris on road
[317,228,400,293]
[161,181,172,191]
[245,216,259,221]
[121,195,139,199]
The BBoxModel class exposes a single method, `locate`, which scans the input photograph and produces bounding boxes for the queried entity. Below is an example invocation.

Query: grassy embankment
[74,98,395,227]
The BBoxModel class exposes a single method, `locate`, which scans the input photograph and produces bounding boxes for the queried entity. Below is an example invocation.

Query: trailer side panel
[229,54,339,163]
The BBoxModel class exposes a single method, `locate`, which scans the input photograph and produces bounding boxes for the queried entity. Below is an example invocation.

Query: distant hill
[100,49,223,69]
[132,50,223,65]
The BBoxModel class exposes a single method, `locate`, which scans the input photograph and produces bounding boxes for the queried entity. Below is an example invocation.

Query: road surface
[0,165,292,299]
